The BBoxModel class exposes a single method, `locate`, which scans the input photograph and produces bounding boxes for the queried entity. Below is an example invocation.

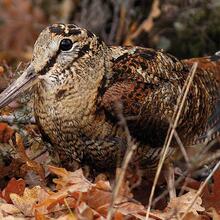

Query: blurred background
[0,0,220,65]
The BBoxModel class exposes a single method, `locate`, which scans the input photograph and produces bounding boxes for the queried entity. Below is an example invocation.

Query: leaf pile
[0,165,219,219]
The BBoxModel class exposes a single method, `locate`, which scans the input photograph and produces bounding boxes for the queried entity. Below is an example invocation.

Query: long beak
[0,65,38,108]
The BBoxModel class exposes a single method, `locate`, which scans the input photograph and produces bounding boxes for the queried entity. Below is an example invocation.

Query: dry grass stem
[106,103,137,220]
[64,198,75,218]
[145,62,198,220]
[173,130,191,168]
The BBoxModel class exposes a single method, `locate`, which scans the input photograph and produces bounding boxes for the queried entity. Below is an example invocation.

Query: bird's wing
[100,46,219,147]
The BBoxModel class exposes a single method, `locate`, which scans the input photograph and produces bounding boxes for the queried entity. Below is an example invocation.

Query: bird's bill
[0,65,38,109]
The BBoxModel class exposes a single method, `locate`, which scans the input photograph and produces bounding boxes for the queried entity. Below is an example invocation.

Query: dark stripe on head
[67,24,77,29]
[87,30,94,38]
[68,29,81,35]
[49,24,82,37]
[77,44,90,59]
[49,25,64,35]
[97,36,103,45]
[38,49,60,75]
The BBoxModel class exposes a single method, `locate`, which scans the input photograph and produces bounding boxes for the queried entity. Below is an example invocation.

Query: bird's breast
[34,84,117,154]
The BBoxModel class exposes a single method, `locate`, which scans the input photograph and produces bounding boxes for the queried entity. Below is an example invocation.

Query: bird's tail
[183,51,220,145]
[183,51,220,82]
[182,51,220,144]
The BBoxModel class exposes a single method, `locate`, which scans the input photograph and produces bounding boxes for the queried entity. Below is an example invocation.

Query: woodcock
[0,24,219,172]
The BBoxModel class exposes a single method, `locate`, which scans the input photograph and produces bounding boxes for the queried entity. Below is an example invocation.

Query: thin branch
[106,103,137,220]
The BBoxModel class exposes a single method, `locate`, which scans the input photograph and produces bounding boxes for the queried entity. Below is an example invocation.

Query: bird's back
[102,46,220,149]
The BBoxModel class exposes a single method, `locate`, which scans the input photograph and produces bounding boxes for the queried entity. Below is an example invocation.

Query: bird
[0,23,219,177]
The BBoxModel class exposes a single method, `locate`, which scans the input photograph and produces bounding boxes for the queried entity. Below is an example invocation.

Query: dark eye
[59,39,73,51]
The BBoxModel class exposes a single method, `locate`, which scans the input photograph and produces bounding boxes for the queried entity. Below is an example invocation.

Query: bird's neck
[34,45,113,134]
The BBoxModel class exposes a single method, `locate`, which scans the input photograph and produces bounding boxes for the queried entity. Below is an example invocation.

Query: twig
[145,62,198,220]
[106,103,137,220]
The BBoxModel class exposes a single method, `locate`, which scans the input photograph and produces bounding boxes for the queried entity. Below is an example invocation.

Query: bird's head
[0,24,107,108]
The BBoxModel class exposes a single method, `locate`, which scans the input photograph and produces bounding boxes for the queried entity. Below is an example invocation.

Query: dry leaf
[0,122,14,143]
[10,186,50,216]
[207,208,220,220]
[0,178,25,203]
[36,166,92,210]
[182,212,205,220]
[16,133,45,181]
[48,166,92,191]
[76,202,95,220]
[85,180,112,217]
[152,191,205,220]
[35,209,50,220]
[202,169,220,213]
[167,191,205,215]
[0,203,21,216]
[57,213,78,220]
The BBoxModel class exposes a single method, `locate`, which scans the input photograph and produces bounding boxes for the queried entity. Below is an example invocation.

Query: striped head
[32,24,103,76]
[0,24,108,108]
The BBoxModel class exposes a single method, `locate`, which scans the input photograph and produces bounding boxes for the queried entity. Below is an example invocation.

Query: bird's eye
[59,39,73,51]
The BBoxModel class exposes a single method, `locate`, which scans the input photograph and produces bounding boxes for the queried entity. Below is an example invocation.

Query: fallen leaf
[167,191,205,215]
[182,212,205,220]
[202,169,220,213]
[40,167,149,219]
[152,191,205,220]
[85,180,112,216]
[0,203,21,215]
[75,201,101,219]
[48,165,92,191]
[0,178,25,203]
[35,209,50,220]
[10,186,50,216]
[57,213,78,220]
[0,122,14,143]
[16,133,45,181]
[207,207,220,220]
[36,167,92,210]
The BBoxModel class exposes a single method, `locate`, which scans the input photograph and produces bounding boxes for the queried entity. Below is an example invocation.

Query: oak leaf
[0,122,14,143]
[0,178,25,203]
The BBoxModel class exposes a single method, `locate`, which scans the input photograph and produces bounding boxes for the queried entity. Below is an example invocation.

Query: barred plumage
[0,24,219,172]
